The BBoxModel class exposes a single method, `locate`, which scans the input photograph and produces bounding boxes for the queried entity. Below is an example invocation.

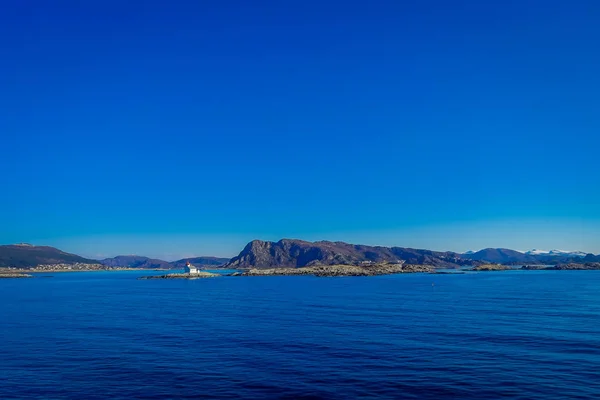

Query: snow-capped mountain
[525,249,588,257]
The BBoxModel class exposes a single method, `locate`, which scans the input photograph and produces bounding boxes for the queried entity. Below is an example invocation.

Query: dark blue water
[2,270,600,399]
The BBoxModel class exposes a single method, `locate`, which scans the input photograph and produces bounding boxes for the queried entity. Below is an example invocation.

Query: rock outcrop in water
[469,264,512,271]
[521,263,600,270]
[224,239,476,269]
[0,271,32,278]
[520,265,549,270]
[139,272,220,279]
[233,263,434,277]
[551,262,600,270]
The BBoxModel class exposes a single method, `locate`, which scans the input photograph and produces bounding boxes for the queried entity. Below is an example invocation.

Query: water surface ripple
[1,270,599,399]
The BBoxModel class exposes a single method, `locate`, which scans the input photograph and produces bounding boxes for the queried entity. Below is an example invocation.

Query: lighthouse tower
[184,261,199,274]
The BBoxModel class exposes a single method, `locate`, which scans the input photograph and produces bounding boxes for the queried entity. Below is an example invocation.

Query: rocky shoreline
[27,263,173,272]
[1,263,174,277]
[469,264,513,271]
[231,264,434,277]
[6,261,600,281]
[36,268,172,273]
[0,272,32,279]
[522,262,600,270]
[139,272,220,280]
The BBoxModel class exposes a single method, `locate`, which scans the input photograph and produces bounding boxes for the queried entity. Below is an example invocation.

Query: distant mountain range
[0,244,96,268]
[460,248,597,264]
[524,249,588,257]
[0,244,230,269]
[1,241,597,269]
[170,257,232,268]
[460,248,539,264]
[99,255,172,269]
[100,255,231,269]
[225,240,599,269]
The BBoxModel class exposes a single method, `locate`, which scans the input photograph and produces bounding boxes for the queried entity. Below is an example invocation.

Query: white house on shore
[184,261,200,274]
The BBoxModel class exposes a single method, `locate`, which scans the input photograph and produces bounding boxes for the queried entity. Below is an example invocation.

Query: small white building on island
[184,261,200,274]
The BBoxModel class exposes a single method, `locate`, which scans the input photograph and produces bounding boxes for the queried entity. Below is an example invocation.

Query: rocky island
[231,263,434,277]
[469,264,513,271]
[548,262,600,270]
[139,272,220,280]
[520,263,600,270]
[0,270,32,279]
[520,265,550,270]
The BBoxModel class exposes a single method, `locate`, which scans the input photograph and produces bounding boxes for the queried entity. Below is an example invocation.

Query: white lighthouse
[184,261,200,274]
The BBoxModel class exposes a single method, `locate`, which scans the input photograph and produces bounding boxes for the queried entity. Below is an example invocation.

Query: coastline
[137,264,436,279]
[28,268,174,273]
[4,262,600,280]
[0,272,33,279]
[1,267,174,278]
[231,264,434,277]
[139,272,220,279]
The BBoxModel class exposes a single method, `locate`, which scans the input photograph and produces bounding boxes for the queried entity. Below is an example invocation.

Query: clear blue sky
[2,1,599,260]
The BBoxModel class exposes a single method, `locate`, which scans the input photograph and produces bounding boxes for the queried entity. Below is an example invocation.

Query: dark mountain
[99,255,172,269]
[582,253,600,262]
[460,248,538,264]
[0,244,96,268]
[224,239,478,269]
[171,257,231,269]
[459,248,600,265]
[527,253,599,265]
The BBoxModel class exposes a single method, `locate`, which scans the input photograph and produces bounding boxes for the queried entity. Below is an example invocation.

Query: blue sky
[2,1,599,260]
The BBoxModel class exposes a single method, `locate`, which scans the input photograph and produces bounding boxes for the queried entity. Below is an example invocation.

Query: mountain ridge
[224,239,480,269]
[0,244,97,268]
[0,245,230,269]
[170,257,231,268]
[525,249,588,257]
[460,248,539,264]
[1,242,597,269]
[99,255,172,269]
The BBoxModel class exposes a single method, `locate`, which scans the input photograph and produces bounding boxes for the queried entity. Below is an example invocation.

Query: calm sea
[1,270,599,399]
